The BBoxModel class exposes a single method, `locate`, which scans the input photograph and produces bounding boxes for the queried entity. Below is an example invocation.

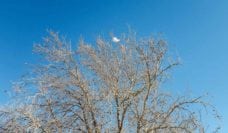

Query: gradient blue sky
[0,0,227,132]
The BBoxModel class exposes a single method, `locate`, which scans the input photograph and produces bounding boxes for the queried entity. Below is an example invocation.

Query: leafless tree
[0,30,220,133]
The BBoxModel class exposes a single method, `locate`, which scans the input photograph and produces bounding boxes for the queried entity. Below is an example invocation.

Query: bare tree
[0,30,220,133]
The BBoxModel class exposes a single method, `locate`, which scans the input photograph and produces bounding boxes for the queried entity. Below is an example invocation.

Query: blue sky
[0,0,227,132]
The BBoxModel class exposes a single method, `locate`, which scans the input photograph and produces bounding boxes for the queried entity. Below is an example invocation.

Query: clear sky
[0,0,227,132]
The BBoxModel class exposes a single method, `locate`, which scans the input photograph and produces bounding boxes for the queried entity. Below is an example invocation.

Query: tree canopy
[0,31,220,133]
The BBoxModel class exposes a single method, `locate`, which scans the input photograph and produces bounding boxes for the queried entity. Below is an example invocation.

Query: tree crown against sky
[0,31,220,133]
